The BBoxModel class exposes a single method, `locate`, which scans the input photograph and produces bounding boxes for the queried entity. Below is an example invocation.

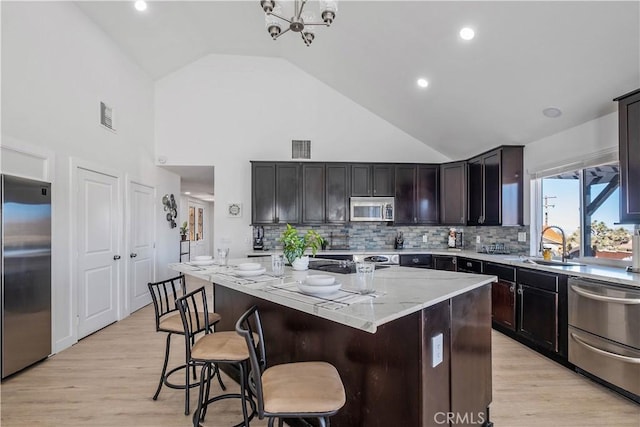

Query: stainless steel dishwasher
[567,276,640,400]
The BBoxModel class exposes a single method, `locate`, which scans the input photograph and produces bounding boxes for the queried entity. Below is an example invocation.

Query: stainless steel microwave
[350,197,394,222]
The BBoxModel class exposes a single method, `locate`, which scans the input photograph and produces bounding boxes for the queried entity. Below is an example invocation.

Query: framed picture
[227,202,242,218]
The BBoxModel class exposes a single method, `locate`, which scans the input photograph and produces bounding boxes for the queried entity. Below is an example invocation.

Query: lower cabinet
[485,262,516,331]
[433,255,457,271]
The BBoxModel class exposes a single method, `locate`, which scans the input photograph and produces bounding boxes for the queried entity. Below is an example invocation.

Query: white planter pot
[291,255,310,271]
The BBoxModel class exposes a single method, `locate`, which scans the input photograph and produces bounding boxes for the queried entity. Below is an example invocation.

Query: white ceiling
[76,0,639,163]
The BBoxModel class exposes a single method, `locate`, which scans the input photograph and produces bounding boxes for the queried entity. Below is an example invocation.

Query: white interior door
[128,181,155,313]
[77,167,120,339]
[188,200,208,257]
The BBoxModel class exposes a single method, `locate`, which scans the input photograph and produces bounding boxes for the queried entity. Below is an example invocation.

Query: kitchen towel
[633,235,640,271]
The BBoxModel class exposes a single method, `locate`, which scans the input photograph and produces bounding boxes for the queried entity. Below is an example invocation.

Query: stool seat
[160,312,221,333]
[263,361,346,414]
[191,331,251,362]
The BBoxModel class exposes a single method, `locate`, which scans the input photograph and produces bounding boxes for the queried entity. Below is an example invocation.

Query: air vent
[100,101,116,132]
[292,140,311,159]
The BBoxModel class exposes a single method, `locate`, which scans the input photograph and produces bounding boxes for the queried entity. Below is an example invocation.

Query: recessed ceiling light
[542,107,562,118]
[417,78,429,88]
[459,27,475,41]
[134,1,147,12]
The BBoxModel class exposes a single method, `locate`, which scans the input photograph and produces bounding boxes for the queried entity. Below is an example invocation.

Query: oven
[568,276,640,400]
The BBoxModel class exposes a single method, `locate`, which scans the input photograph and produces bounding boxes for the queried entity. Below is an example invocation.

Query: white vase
[291,255,309,271]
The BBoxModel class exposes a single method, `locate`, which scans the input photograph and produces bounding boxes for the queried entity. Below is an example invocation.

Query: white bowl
[236,262,262,271]
[191,260,215,266]
[235,267,266,277]
[297,282,342,296]
[193,255,213,261]
[304,275,336,286]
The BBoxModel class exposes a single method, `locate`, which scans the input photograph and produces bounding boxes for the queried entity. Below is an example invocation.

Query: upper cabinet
[251,162,300,225]
[325,163,350,223]
[301,163,325,224]
[350,164,395,197]
[395,164,439,224]
[615,89,640,223]
[440,161,467,225]
[467,146,523,226]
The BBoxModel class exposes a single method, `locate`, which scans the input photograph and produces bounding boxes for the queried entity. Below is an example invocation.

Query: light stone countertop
[247,249,640,288]
[170,258,496,334]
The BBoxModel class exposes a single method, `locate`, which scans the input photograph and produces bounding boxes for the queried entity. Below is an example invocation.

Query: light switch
[422,234,428,243]
[432,333,443,367]
[518,232,527,242]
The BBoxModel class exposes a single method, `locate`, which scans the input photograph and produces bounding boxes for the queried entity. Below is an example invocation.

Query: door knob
[130,253,137,258]
[113,255,121,260]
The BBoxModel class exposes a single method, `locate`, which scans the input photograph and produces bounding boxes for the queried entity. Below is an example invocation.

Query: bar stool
[176,287,256,427]
[147,275,224,415]
[235,306,346,427]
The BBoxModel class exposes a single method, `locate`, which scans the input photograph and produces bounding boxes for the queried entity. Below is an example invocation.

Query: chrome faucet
[539,225,567,263]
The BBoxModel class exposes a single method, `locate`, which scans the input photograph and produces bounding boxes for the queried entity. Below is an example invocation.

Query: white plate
[193,255,213,261]
[235,267,267,277]
[304,275,336,286]
[236,262,262,271]
[297,282,342,296]
[191,260,215,266]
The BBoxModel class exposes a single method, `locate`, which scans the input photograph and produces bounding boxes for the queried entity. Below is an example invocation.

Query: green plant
[279,224,323,264]
[179,221,188,235]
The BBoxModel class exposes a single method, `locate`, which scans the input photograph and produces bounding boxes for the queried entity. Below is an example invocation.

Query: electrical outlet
[476,236,481,243]
[432,333,443,367]
[518,232,527,242]
[422,234,428,243]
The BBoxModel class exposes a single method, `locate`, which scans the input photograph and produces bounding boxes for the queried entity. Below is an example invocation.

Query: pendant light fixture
[260,0,338,46]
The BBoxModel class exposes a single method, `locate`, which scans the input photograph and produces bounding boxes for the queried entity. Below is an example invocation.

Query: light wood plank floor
[1,277,638,426]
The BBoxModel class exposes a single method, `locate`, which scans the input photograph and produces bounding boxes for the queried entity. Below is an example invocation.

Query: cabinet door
[350,164,371,196]
[302,163,325,224]
[372,164,395,196]
[275,163,300,224]
[326,164,349,223]
[482,150,501,225]
[440,161,466,225]
[394,164,416,224]
[416,165,439,224]
[518,284,558,352]
[617,90,640,223]
[467,157,483,225]
[492,280,515,330]
[252,162,276,224]
[433,256,456,271]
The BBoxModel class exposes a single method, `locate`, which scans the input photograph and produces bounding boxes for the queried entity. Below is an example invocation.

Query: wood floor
[1,277,638,426]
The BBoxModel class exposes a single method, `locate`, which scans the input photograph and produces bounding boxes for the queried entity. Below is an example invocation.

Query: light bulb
[134,1,147,12]
[459,27,475,41]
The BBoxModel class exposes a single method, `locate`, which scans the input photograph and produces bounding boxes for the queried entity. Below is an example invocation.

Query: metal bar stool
[176,287,257,427]
[147,275,224,415]
[235,306,346,427]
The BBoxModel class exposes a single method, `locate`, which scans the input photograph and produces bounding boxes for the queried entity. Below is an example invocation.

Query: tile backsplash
[259,223,530,255]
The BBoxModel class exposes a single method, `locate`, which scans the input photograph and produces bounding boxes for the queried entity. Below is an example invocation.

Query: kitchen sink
[521,258,585,267]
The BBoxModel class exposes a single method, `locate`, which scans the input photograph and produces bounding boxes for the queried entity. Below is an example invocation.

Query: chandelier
[260,0,338,46]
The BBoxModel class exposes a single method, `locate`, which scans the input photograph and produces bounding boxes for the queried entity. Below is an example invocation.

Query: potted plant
[179,221,189,240]
[279,224,323,270]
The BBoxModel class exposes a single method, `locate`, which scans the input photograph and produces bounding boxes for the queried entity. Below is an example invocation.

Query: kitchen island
[171,259,496,427]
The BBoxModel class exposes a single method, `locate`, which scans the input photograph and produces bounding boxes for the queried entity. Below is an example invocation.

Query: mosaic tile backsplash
[258,223,531,255]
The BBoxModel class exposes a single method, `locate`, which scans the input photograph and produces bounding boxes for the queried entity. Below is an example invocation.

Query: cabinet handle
[570,285,640,305]
[510,285,515,293]
[570,333,640,364]
[113,255,121,260]
[130,253,137,258]
[517,287,522,295]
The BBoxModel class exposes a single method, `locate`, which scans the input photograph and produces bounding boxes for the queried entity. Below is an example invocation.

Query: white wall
[155,54,450,256]
[1,2,180,353]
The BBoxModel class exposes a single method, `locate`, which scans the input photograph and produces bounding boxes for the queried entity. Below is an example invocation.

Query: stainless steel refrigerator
[1,175,51,378]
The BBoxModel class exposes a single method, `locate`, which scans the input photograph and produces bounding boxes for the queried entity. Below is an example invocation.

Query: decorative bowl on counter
[297,281,342,296]
[236,262,262,271]
[304,275,336,286]
[235,267,266,277]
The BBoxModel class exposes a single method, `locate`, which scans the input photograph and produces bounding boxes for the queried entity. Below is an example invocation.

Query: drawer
[517,268,558,292]
[569,326,640,396]
[457,257,482,273]
[484,262,515,283]
[399,254,432,268]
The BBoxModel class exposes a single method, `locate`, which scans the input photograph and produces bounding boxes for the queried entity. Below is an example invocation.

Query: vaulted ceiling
[76,1,639,161]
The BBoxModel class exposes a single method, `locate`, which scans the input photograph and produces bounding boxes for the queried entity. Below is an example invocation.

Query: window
[540,162,634,263]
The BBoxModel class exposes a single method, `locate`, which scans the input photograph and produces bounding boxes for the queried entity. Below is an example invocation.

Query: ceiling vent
[292,140,311,159]
[100,101,116,132]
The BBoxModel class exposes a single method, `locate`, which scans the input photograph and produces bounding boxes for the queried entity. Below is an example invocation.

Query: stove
[308,259,390,274]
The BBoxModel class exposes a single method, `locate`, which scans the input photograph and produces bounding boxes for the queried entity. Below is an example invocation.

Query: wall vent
[100,101,116,132]
[292,140,311,159]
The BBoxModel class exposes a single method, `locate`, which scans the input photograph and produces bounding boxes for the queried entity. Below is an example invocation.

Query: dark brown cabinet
[467,146,523,226]
[485,262,516,331]
[394,164,439,224]
[325,163,349,223]
[251,162,300,224]
[433,255,456,271]
[350,164,395,197]
[614,89,640,223]
[301,163,325,224]
[440,161,466,225]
